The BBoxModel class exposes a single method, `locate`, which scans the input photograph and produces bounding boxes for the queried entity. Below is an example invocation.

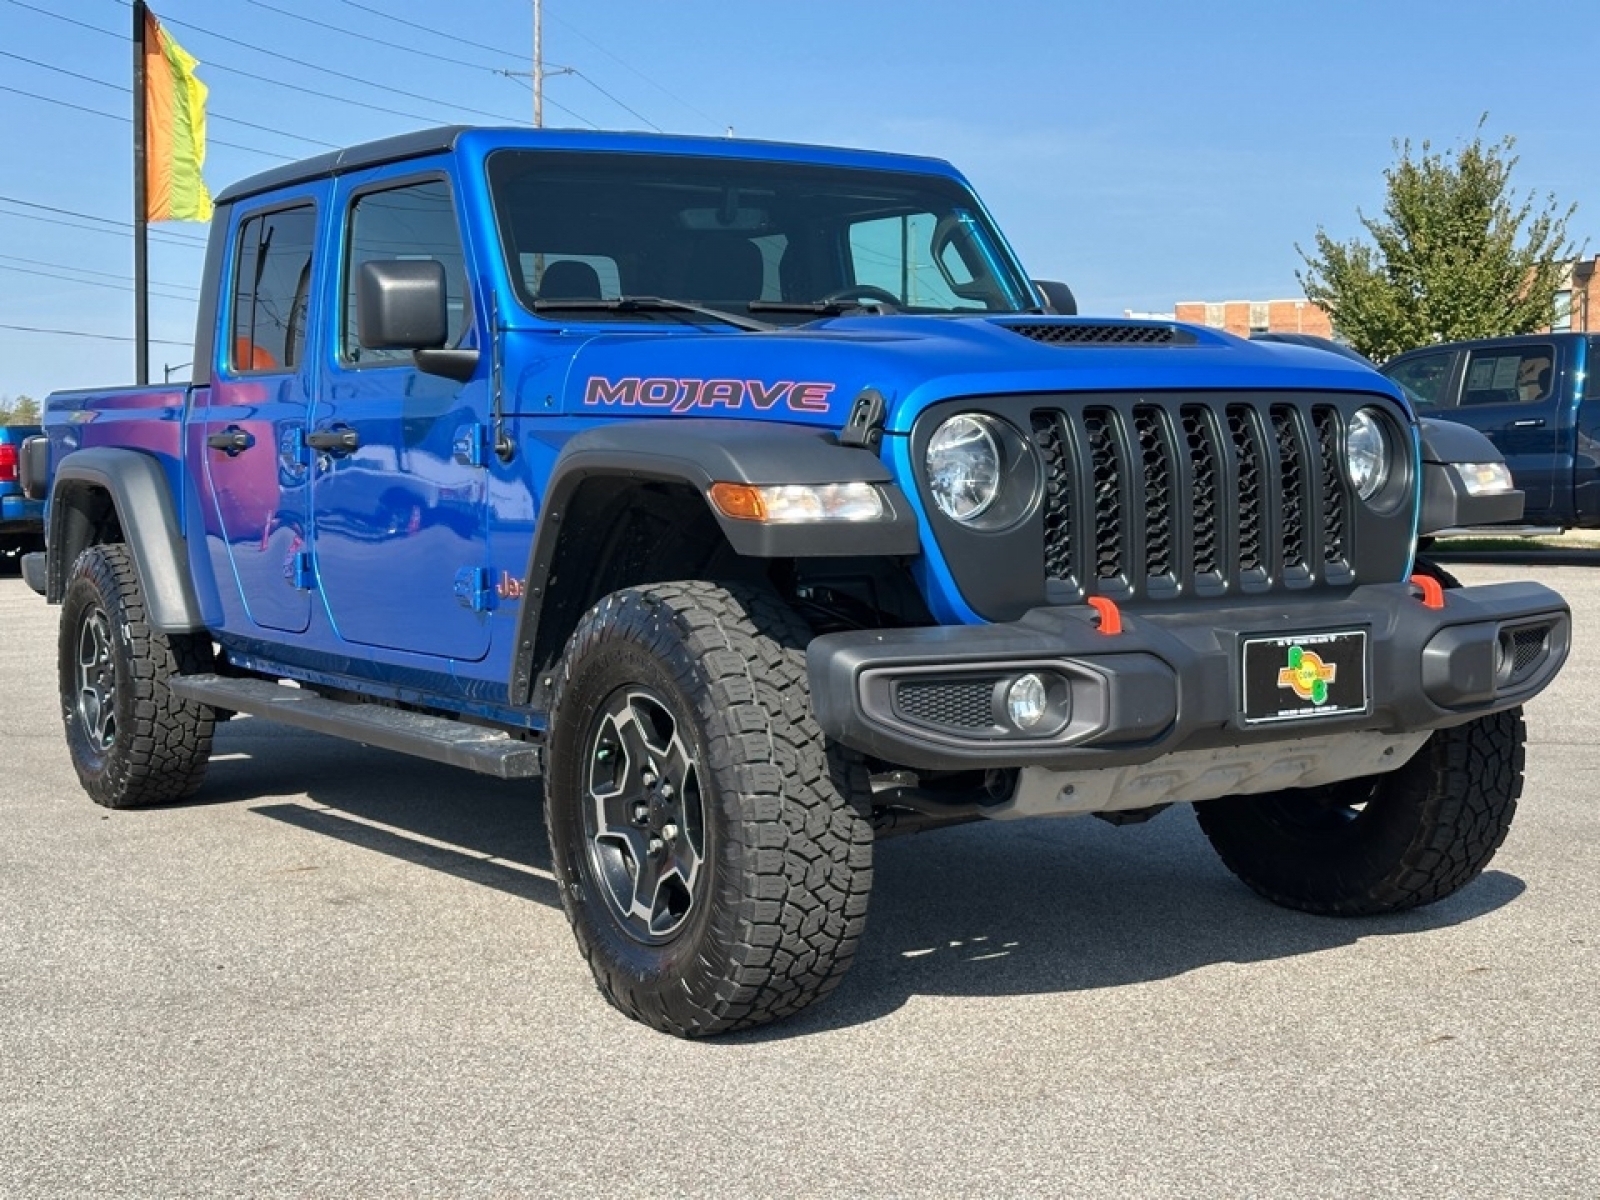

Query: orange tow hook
[1410,573,1445,609]
[1086,595,1123,635]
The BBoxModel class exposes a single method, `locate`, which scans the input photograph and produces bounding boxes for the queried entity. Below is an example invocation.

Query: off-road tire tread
[60,543,214,808]
[546,581,873,1036]
[1196,709,1524,916]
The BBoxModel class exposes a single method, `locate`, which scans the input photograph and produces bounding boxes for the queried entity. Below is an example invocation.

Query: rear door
[1448,342,1562,515]
[194,197,320,633]
[308,170,493,660]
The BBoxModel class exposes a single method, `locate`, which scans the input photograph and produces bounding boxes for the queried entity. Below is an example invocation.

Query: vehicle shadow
[203,717,1525,1036]
[205,717,557,908]
[758,815,1524,1039]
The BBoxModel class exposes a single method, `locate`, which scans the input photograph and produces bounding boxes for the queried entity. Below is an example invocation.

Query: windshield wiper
[532,295,773,332]
[748,299,895,317]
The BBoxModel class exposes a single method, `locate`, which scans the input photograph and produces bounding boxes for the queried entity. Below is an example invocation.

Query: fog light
[1006,673,1049,729]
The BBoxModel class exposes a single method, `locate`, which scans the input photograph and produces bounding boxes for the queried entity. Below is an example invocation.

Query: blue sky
[2,0,1596,403]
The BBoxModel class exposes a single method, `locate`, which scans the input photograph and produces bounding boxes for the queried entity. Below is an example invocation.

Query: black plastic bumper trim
[807,579,1570,771]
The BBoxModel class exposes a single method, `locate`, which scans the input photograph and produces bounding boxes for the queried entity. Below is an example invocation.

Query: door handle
[305,426,361,455]
[1510,418,1546,428]
[206,426,255,456]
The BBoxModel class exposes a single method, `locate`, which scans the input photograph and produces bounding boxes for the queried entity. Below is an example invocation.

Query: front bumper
[807,579,1569,773]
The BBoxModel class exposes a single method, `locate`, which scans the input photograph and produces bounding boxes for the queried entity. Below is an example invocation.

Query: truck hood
[519,315,1406,433]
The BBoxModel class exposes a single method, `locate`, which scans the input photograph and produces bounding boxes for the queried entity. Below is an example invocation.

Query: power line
[0,48,341,150]
[0,251,198,292]
[0,206,205,250]
[568,69,663,133]
[0,194,209,244]
[0,82,294,160]
[244,0,520,76]
[0,322,190,347]
[8,0,521,133]
[155,11,535,126]
[0,261,196,302]
[329,0,525,62]
[543,8,726,133]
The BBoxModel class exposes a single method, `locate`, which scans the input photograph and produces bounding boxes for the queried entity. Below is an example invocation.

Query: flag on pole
[142,6,212,223]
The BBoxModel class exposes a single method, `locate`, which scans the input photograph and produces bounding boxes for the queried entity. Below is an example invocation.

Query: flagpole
[132,0,149,385]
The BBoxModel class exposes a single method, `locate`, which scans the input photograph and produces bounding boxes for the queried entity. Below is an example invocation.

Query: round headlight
[1346,409,1390,501]
[926,414,1001,522]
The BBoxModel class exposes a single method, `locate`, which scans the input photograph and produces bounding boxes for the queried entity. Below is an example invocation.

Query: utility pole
[533,0,543,128]
[132,0,149,384]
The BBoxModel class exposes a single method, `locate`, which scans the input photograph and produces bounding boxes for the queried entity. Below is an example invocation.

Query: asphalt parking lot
[2,556,1596,1199]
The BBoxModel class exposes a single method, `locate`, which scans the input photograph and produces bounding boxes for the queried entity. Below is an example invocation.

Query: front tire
[58,544,215,808]
[1195,709,1524,915]
[544,581,873,1037]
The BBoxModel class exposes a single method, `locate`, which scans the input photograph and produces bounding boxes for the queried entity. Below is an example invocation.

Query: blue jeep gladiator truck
[21,127,1572,1036]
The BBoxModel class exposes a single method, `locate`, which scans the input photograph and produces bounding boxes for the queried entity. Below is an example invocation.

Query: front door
[309,173,493,661]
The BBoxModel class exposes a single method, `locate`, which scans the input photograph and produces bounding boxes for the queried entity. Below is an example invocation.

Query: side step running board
[169,674,542,779]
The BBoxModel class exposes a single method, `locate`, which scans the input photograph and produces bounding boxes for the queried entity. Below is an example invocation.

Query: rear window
[1462,345,1555,406]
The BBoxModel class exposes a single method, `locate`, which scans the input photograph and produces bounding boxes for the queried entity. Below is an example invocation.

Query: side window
[846,212,998,311]
[230,204,316,374]
[343,179,470,365]
[1462,346,1555,406]
[1383,352,1454,409]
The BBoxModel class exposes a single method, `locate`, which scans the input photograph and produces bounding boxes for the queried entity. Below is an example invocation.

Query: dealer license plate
[1240,629,1369,725]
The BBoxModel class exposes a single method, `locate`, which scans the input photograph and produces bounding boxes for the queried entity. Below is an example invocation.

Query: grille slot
[1228,406,1266,576]
[1314,408,1348,570]
[1181,406,1222,580]
[1084,408,1124,583]
[895,679,996,731]
[1032,398,1359,604]
[1271,406,1307,574]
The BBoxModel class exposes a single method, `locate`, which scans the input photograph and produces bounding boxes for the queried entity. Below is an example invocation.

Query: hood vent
[997,321,1197,347]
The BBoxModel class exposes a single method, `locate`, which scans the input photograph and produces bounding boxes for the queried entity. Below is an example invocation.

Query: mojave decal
[584,376,836,414]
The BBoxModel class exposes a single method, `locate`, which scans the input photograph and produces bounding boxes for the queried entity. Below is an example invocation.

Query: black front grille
[1030,398,1355,603]
[1000,322,1197,347]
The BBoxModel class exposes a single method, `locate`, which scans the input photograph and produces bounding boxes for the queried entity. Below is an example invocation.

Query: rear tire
[544,581,873,1036]
[1195,709,1524,915]
[59,544,215,808]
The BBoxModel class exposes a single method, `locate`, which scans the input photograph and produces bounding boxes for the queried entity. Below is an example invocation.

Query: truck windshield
[486,150,1033,327]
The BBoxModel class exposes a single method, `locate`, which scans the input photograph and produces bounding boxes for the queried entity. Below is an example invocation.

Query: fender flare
[48,447,205,632]
[508,419,921,703]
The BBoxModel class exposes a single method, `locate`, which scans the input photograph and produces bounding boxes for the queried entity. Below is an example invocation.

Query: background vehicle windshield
[486,150,1032,325]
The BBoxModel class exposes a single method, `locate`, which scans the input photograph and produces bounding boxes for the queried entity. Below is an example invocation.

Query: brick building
[1553,256,1600,331]
[1170,298,1333,339]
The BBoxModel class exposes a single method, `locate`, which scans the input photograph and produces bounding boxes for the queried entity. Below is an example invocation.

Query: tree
[4,394,40,425]
[1298,120,1578,362]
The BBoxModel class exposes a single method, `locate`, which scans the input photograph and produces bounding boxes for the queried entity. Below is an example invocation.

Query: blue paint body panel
[38,127,1418,719]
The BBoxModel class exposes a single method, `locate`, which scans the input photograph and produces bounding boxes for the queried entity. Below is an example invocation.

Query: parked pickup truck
[1,424,45,570]
[21,127,1571,1036]
[1381,331,1600,529]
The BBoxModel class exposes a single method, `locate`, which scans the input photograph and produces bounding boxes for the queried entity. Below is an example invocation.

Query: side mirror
[1033,280,1077,316]
[357,259,448,350]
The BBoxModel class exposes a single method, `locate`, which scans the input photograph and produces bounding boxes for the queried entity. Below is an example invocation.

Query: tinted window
[486,150,1031,324]
[230,204,316,373]
[1462,345,1555,406]
[1383,352,1453,408]
[343,179,470,365]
